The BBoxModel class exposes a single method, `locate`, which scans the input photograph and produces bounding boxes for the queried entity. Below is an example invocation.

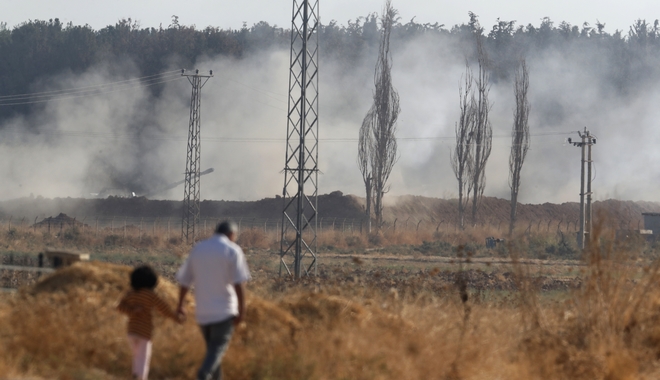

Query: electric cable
[0,76,182,106]
[0,70,182,100]
[0,128,575,144]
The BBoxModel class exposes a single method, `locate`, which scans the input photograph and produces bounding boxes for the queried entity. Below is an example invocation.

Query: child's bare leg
[128,334,152,379]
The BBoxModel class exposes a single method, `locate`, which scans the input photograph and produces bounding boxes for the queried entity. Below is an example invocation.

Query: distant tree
[469,31,493,226]
[4,13,660,128]
[509,60,530,235]
[358,0,400,231]
[451,62,475,230]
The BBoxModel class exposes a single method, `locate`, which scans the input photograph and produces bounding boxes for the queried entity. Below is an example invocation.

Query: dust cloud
[0,20,659,205]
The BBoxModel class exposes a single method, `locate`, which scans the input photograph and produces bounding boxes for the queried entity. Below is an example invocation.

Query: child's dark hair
[130,265,158,290]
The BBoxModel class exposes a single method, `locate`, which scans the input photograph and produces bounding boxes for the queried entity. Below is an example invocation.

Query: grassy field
[0,223,659,379]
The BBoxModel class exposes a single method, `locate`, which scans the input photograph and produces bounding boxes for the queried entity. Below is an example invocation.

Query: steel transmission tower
[280,0,320,278]
[181,69,212,243]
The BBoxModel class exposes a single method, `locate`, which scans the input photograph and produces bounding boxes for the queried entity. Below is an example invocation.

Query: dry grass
[2,218,660,379]
[2,227,660,379]
[0,217,592,255]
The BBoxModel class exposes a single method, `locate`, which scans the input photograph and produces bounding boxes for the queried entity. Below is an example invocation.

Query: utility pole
[181,69,212,244]
[583,127,596,246]
[279,0,320,278]
[568,127,596,249]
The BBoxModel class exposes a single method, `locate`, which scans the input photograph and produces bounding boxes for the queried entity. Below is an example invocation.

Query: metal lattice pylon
[279,0,320,278]
[182,69,212,243]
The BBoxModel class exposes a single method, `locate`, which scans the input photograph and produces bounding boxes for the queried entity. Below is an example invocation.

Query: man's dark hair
[130,265,158,291]
[215,220,237,236]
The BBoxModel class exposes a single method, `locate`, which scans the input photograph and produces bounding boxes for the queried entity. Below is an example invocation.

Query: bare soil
[2,193,657,229]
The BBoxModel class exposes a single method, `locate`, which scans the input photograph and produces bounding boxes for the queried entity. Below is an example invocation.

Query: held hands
[233,313,243,327]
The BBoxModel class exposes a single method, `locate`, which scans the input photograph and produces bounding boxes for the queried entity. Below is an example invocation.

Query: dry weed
[3,227,660,379]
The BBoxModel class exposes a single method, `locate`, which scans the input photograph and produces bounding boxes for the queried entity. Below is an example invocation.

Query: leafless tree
[509,60,531,235]
[469,33,493,226]
[451,62,475,230]
[358,0,400,231]
[358,119,373,233]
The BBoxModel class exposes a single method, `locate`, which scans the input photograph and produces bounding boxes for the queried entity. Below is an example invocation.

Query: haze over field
[1,12,660,204]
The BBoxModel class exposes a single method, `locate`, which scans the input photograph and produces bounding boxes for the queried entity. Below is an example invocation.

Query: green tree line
[1,13,660,121]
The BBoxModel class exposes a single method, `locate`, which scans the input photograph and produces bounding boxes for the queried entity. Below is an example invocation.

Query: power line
[0,70,182,100]
[0,75,182,106]
[0,128,575,143]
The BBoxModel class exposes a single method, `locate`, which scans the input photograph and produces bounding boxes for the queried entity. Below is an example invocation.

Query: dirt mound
[4,193,658,231]
[33,212,87,228]
[382,195,660,228]
[0,260,421,379]
[0,191,366,221]
[2,261,301,379]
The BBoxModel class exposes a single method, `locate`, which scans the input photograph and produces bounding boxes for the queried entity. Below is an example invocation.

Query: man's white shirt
[176,234,251,325]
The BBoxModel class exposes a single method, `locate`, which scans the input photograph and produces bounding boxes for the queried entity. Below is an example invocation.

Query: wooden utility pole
[569,127,596,249]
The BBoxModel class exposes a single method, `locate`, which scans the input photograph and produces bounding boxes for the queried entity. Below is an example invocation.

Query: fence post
[34,216,38,233]
[264,219,268,234]
[8,216,11,232]
[124,219,126,239]
[96,217,99,237]
[153,218,157,237]
[167,218,171,240]
[139,218,143,241]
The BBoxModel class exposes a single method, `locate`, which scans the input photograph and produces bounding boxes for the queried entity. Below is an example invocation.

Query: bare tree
[451,62,475,230]
[358,118,373,233]
[509,60,531,235]
[469,32,493,226]
[358,0,400,231]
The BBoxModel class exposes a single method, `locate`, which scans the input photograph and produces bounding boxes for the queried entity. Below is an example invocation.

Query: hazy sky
[3,0,660,32]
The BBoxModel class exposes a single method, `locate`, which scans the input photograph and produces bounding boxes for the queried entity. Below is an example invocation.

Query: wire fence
[0,215,377,239]
[0,214,624,240]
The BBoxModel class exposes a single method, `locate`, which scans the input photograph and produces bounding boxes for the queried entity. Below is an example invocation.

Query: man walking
[176,220,251,380]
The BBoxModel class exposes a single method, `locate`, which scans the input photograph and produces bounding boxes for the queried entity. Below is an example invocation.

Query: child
[117,265,182,380]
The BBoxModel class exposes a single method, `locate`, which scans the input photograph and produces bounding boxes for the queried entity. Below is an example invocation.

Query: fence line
[0,215,603,240]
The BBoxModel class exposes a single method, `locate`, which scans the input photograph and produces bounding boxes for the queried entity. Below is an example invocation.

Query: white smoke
[0,22,659,205]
